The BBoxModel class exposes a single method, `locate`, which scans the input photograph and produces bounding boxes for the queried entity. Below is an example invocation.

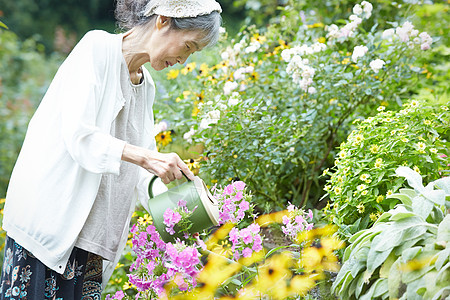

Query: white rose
[352,4,363,15]
[382,28,395,40]
[220,51,229,61]
[352,45,368,62]
[223,81,238,95]
[361,1,373,15]
[308,86,317,94]
[369,59,385,73]
[183,127,195,143]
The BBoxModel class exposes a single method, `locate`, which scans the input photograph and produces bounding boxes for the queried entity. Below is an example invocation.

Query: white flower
[419,32,432,50]
[219,27,227,34]
[281,48,294,62]
[154,120,168,135]
[183,127,195,143]
[199,110,221,129]
[326,24,340,39]
[220,51,229,61]
[353,4,363,15]
[228,92,240,106]
[349,14,362,24]
[308,86,317,94]
[369,59,385,73]
[352,45,368,62]
[410,29,419,37]
[223,81,238,95]
[382,28,395,40]
[245,41,261,53]
[361,1,373,16]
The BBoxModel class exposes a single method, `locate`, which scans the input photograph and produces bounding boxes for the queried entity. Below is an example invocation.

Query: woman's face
[147,16,206,71]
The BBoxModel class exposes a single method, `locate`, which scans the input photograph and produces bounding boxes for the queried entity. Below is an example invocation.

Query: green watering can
[147,175,220,242]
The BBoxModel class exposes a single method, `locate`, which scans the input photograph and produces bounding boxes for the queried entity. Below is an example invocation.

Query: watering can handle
[148,171,190,199]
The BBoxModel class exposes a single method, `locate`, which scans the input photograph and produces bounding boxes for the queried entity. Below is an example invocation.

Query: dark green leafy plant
[323,99,450,237]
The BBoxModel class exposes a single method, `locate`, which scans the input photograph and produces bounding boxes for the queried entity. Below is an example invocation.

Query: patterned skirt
[0,236,103,300]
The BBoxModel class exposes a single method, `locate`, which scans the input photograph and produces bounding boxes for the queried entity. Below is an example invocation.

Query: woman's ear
[156,15,171,30]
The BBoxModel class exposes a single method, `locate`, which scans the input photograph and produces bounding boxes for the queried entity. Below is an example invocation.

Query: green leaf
[435,247,450,271]
[436,214,450,243]
[0,21,8,29]
[388,193,413,206]
[380,251,397,278]
[401,247,422,263]
[388,258,403,299]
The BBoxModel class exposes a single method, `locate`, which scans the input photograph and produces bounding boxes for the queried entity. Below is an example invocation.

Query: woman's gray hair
[115,0,222,47]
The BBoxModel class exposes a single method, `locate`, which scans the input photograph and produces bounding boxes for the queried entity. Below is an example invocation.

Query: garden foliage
[153,1,437,212]
[332,166,450,299]
[323,99,450,237]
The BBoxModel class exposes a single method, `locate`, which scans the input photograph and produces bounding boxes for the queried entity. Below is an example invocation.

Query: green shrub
[323,99,449,237]
[154,1,437,212]
[332,167,450,299]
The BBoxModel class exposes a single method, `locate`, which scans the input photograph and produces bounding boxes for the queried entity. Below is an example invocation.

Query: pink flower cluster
[163,208,182,235]
[282,204,314,241]
[126,223,202,298]
[128,224,168,296]
[229,223,263,260]
[165,243,201,291]
[216,181,252,224]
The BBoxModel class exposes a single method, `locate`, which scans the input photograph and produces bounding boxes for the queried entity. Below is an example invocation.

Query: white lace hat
[144,0,222,18]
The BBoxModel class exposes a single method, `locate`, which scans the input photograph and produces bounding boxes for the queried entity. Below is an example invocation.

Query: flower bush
[332,167,450,299]
[151,1,438,212]
[323,99,450,237]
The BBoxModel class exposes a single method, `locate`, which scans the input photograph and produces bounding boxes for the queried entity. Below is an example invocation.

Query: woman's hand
[121,144,195,184]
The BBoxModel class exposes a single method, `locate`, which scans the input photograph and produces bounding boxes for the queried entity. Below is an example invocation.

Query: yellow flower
[413,166,420,174]
[339,151,347,159]
[250,71,260,81]
[377,106,386,112]
[307,22,324,28]
[181,62,197,75]
[212,240,233,257]
[318,36,326,43]
[123,281,133,290]
[361,190,368,196]
[155,130,172,147]
[370,145,379,154]
[356,204,365,214]
[441,105,449,111]
[359,174,370,181]
[334,186,342,195]
[423,119,431,126]
[369,213,378,221]
[183,90,192,99]
[341,57,351,65]
[430,148,438,154]
[401,137,409,143]
[386,190,393,196]
[138,214,152,225]
[184,158,201,174]
[376,195,384,203]
[251,33,267,43]
[166,69,180,80]
[322,168,329,176]
[198,63,209,77]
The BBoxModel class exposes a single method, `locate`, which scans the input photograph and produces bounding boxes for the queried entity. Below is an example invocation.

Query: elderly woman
[0,0,222,298]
